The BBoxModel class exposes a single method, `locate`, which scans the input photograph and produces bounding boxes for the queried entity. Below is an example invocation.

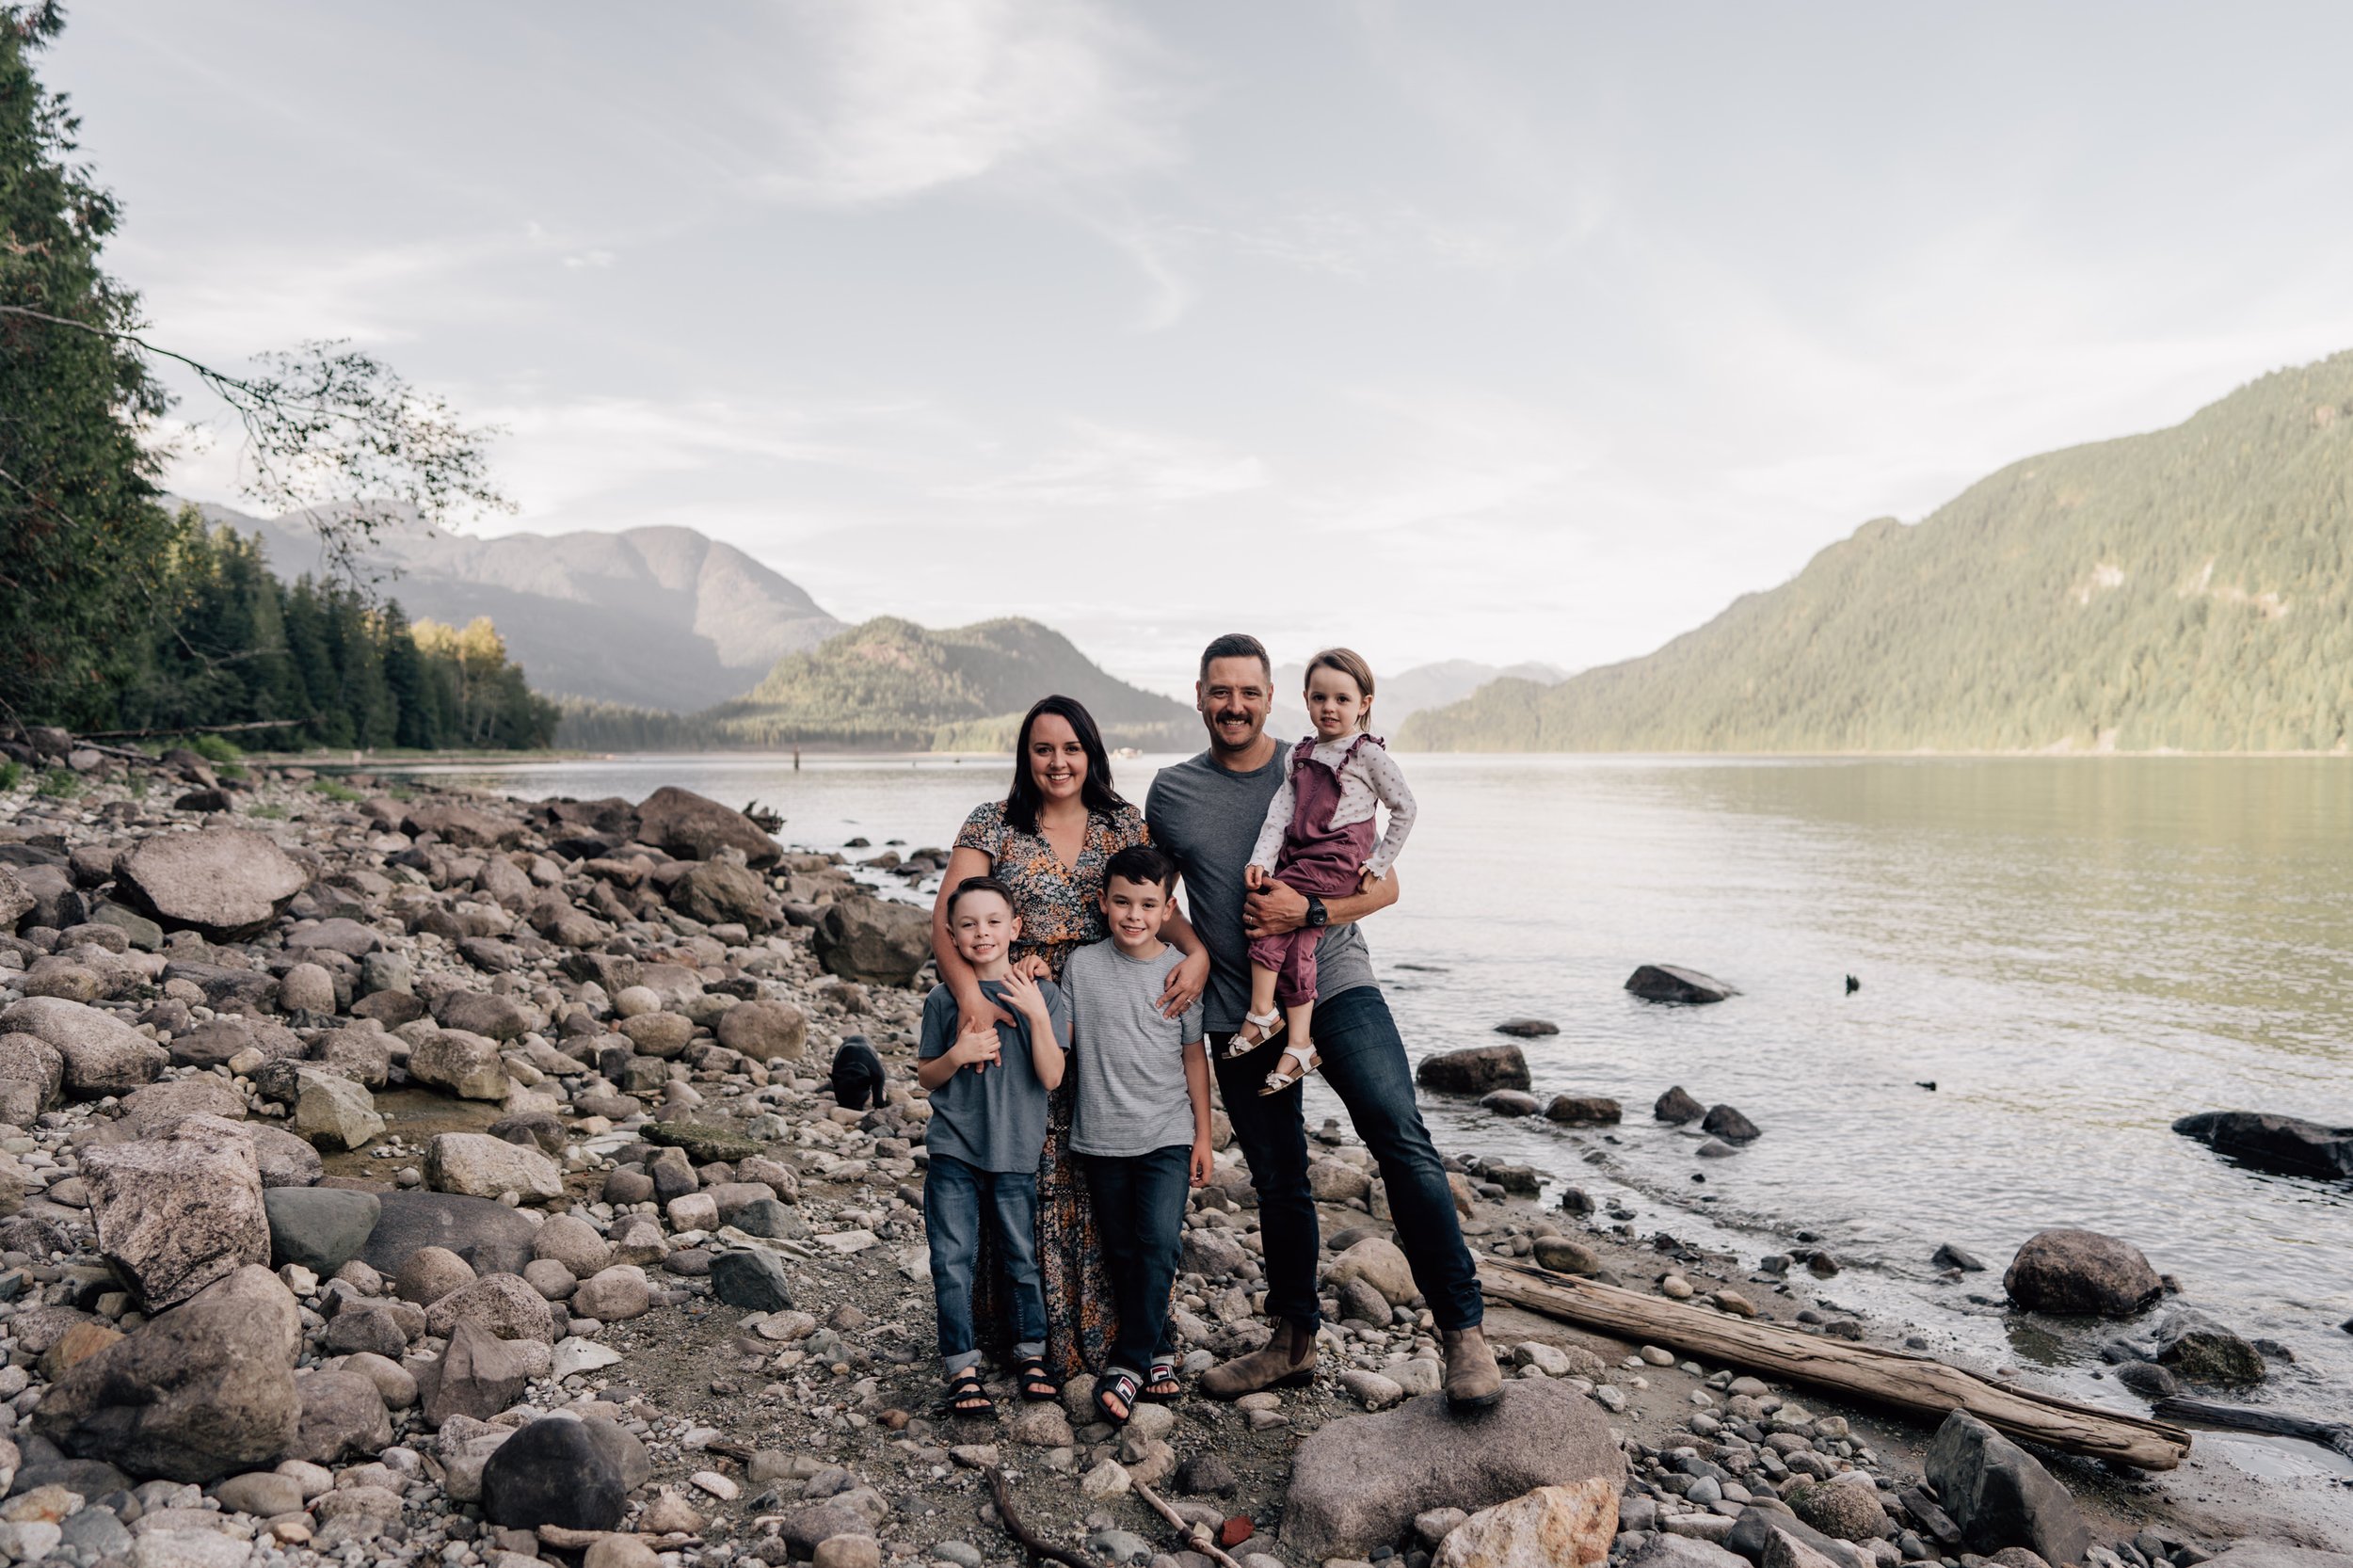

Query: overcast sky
[45,1,2353,696]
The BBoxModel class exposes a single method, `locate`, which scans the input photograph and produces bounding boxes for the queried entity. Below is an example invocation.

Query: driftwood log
[2154,1397,2353,1458]
[1478,1259,2192,1469]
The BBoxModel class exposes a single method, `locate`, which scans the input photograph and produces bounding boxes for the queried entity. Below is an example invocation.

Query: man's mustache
[1214,711,1253,724]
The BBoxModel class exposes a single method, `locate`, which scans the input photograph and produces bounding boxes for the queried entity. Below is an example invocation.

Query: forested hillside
[1404,352,2353,753]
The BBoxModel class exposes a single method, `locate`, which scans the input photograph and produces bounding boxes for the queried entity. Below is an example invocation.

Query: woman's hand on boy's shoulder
[998,967,1054,1024]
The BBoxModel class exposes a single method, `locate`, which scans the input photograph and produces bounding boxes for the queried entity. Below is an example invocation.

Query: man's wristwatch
[1304,894,1329,929]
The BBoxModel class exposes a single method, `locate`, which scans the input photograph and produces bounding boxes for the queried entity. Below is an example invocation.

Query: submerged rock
[1653,1085,1705,1124]
[1415,1045,1530,1096]
[2172,1110,2353,1181]
[2003,1228,2163,1319]
[1624,964,1739,1003]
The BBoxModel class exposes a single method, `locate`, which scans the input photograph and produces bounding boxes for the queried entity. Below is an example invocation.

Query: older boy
[1062,843,1211,1425]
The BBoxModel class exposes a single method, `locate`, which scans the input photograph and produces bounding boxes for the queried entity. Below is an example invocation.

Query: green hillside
[1404,352,2353,754]
[695,616,1193,750]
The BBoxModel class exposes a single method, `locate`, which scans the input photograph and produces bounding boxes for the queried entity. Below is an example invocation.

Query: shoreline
[0,757,2345,1568]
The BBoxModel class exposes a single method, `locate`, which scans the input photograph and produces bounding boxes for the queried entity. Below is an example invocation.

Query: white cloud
[936,421,1266,506]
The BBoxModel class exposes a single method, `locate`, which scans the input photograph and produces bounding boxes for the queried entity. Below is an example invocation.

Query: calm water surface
[390,753,2353,1409]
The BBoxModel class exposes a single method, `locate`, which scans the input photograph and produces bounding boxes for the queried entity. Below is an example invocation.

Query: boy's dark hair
[1103,843,1175,891]
[947,874,1017,918]
[1198,632,1271,681]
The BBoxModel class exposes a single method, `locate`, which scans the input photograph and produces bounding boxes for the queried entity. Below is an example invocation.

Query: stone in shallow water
[1624,965,1739,1004]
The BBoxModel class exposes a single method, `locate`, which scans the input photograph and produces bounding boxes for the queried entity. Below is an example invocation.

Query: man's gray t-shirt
[1146,747,1376,1033]
[916,978,1067,1173]
[1063,940,1205,1158]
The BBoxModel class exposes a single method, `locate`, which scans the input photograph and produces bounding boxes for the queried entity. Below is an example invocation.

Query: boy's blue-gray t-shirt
[1063,939,1206,1159]
[916,978,1068,1173]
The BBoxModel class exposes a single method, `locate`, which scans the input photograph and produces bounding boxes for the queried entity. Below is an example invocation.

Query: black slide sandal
[945,1368,995,1418]
[1016,1356,1059,1402]
[1093,1368,1140,1426]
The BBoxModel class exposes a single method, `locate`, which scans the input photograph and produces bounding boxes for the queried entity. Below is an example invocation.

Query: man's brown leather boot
[1199,1317,1318,1400]
[1441,1324,1502,1410]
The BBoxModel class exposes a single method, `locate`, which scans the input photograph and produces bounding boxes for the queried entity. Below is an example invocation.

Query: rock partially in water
[1480,1090,1542,1118]
[2171,1110,2353,1181]
[2002,1228,2162,1319]
[1545,1096,1621,1127]
[1700,1104,1761,1143]
[2153,1314,2265,1385]
[1653,1086,1705,1124]
[1415,1045,1529,1096]
[1624,965,1739,1004]
[1492,1019,1559,1038]
[1932,1241,1986,1272]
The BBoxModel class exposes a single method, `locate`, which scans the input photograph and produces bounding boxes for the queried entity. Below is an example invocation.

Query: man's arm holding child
[1244,865,1401,938]
[999,969,1066,1091]
[1182,1035,1213,1188]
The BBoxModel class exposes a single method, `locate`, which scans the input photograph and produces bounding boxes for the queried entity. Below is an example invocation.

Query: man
[1145,632,1500,1410]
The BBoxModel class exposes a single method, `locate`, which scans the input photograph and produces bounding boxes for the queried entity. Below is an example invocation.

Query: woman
[933,695,1209,1395]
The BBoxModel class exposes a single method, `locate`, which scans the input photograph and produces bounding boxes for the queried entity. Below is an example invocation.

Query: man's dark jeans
[925,1151,1045,1375]
[1213,984,1483,1331]
[1083,1144,1192,1375]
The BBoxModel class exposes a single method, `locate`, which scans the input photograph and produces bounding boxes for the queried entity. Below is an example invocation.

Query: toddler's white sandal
[1225,1009,1284,1059]
[1258,1045,1320,1096]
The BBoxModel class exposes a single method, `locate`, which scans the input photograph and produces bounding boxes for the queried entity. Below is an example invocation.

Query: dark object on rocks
[1280,1380,1625,1561]
[2154,1319,2266,1386]
[173,788,235,813]
[830,1037,886,1112]
[2152,1397,2353,1460]
[1479,1090,1541,1117]
[1653,1086,1704,1124]
[357,1191,539,1279]
[639,1120,763,1164]
[1923,1409,2091,1563]
[711,1250,794,1312]
[34,1264,299,1483]
[480,1416,628,1530]
[1413,1044,1529,1096]
[1492,1019,1558,1037]
[2171,1111,2353,1181]
[264,1187,381,1276]
[1625,965,1738,1004]
[635,786,781,868]
[1544,1096,1621,1126]
[113,828,308,941]
[2115,1361,2179,1399]
[1558,1187,1593,1215]
[812,894,932,985]
[1932,1242,1987,1272]
[2003,1228,2162,1319]
[1845,974,1860,994]
[1701,1103,1760,1143]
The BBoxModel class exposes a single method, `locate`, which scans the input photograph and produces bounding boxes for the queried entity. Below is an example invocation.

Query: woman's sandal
[945,1368,995,1419]
[1259,1044,1321,1096]
[1139,1361,1182,1403]
[1224,1010,1285,1059]
[1016,1356,1059,1403]
[1093,1368,1141,1427]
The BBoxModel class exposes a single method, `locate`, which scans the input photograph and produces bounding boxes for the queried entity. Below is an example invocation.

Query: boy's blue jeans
[924,1151,1046,1375]
[1082,1144,1191,1377]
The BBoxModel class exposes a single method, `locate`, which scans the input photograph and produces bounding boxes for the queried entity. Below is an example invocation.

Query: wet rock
[1624,965,1738,1003]
[2171,1111,2353,1181]
[360,1190,541,1278]
[424,1273,557,1341]
[1932,1242,1986,1272]
[424,1132,563,1201]
[84,1113,269,1309]
[1922,1409,2090,1564]
[1433,1479,1617,1568]
[635,786,780,868]
[2003,1228,2162,1318]
[2114,1359,2179,1398]
[2153,1317,2265,1385]
[1701,1104,1760,1143]
[284,1368,392,1464]
[34,1264,299,1484]
[1416,1045,1530,1096]
[1544,1096,1621,1126]
[1492,1019,1559,1038]
[812,894,932,985]
[1481,1090,1542,1117]
[290,1068,383,1151]
[114,828,308,941]
[0,996,168,1096]
[264,1186,381,1275]
[481,1415,628,1530]
[1282,1381,1625,1561]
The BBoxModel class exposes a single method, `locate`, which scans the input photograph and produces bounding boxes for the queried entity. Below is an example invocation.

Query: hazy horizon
[45,1,2353,697]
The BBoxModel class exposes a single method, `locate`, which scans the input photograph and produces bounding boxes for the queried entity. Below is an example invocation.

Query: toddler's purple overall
[1248,734,1380,1007]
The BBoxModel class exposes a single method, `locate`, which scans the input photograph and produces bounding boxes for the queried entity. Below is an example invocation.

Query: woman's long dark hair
[1005,694,1127,833]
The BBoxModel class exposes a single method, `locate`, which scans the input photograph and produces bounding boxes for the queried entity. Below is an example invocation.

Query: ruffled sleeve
[954,799,1006,859]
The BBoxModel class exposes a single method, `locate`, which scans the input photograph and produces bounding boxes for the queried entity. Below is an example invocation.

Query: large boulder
[1624,965,1738,1003]
[359,1190,541,1278]
[635,787,780,868]
[1434,1480,1617,1568]
[811,894,932,985]
[1282,1381,1625,1561]
[112,828,307,941]
[670,860,771,931]
[1415,1044,1530,1096]
[407,1028,511,1100]
[0,997,168,1096]
[264,1187,381,1276]
[2003,1228,2163,1318]
[717,1000,808,1062]
[82,1113,269,1309]
[33,1265,299,1483]
[480,1416,628,1530]
[1922,1410,2090,1564]
[425,1132,564,1202]
[2171,1111,2353,1181]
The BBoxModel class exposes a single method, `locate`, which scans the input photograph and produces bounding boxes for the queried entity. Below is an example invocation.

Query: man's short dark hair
[947,875,1017,917]
[1104,843,1175,891]
[1198,632,1271,682]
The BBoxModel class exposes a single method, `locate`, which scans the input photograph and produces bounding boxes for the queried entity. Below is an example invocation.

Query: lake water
[383,751,2353,1416]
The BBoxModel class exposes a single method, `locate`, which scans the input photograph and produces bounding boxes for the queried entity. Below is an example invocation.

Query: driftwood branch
[75,718,311,741]
[984,1466,1098,1568]
[2153,1398,2353,1458]
[1478,1259,2191,1470]
[1131,1477,1246,1568]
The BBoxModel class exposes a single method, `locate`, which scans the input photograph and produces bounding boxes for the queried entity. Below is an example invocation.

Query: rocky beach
[0,738,2345,1568]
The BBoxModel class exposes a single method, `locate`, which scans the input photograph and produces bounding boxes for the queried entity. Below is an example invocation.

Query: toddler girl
[1229,648,1417,1095]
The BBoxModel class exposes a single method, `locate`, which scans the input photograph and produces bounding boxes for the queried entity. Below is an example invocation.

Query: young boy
[916,876,1068,1417]
[1060,843,1212,1425]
